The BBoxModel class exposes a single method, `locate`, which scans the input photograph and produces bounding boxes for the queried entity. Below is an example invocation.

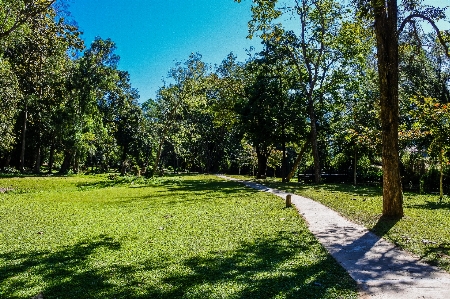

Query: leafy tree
[329,24,380,185]
[268,148,283,177]
[115,98,145,175]
[236,58,284,178]
[0,58,20,164]
[59,37,120,174]
[148,53,208,176]
[410,97,450,201]
[399,29,450,194]
[3,5,81,172]
[237,0,355,183]
[207,54,250,173]
[235,141,258,175]
[0,0,56,39]
[355,0,450,217]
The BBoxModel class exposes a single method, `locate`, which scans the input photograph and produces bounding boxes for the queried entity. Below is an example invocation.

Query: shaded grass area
[0,174,357,299]
[232,176,450,273]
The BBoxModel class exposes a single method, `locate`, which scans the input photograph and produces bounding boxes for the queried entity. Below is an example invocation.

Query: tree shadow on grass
[91,178,258,208]
[75,177,141,190]
[405,200,450,210]
[0,232,357,299]
[164,177,258,195]
[75,175,255,197]
[150,231,357,299]
[264,182,381,199]
[0,235,122,299]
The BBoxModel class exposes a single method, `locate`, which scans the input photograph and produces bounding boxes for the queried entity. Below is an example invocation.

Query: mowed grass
[235,176,450,273]
[0,174,357,299]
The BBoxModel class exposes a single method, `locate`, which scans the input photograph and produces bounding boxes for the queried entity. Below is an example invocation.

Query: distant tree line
[1,0,450,217]
[0,0,146,176]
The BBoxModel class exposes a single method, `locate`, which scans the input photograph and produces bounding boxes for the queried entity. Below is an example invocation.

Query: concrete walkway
[218,175,450,299]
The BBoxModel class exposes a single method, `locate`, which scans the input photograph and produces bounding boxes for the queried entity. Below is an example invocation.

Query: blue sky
[68,0,263,102]
[68,0,449,103]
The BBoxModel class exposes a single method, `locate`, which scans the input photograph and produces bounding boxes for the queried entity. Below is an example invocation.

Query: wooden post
[286,194,292,208]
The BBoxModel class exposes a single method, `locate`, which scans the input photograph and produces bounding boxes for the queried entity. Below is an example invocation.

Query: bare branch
[399,13,450,58]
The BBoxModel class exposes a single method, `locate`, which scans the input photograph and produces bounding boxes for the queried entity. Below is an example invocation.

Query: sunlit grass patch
[0,174,357,299]
[234,175,450,273]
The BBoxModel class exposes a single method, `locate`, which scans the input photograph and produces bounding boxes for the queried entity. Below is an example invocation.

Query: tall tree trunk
[19,104,28,173]
[152,136,166,177]
[205,143,211,174]
[286,140,310,182]
[120,146,128,176]
[33,146,41,174]
[281,142,287,182]
[33,123,41,174]
[439,148,444,202]
[281,122,287,183]
[59,150,73,174]
[255,145,268,179]
[353,148,357,186]
[3,154,11,170]
[73,151,79,174]
[373,0,403,217]
[48,140,55,174]
[308,99,321,183]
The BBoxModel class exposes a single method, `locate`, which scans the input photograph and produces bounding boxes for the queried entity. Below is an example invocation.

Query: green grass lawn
[0,174,357,299]
[233,176,450,273]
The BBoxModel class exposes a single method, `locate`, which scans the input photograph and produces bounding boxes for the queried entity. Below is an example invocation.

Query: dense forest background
[1,0,449,195]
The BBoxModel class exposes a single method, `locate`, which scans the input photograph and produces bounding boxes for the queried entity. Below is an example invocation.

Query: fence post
[286,194,292,208]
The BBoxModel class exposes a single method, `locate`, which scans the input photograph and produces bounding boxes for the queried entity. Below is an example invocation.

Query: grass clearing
[233,176,450,273]
[0,174,357,299]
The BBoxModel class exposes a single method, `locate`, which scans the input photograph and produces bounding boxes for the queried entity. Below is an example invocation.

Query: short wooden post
[286,194,292,208]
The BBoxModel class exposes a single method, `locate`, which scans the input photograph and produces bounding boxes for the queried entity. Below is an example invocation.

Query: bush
[357,156,382,183]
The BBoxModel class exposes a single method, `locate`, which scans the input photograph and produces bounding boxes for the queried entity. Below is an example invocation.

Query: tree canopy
[1,0,450,216]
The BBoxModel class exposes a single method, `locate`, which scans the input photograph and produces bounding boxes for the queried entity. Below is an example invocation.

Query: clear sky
[67,0,449,103]
[68,0,263,102]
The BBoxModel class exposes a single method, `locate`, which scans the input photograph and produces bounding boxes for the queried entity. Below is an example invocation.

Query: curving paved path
[218,175,450,299]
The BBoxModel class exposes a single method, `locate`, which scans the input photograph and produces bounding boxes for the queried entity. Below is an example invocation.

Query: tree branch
[0,0,56,40]
[399,13,450,58]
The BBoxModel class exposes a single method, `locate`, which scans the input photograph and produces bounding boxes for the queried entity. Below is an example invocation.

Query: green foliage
[420,168,450,194]
[267,148,283,175]
[357,156,382,182]
[0,3,146,175]
[0,57,20,154]
[0,174,357,298]
[0,0,56,40]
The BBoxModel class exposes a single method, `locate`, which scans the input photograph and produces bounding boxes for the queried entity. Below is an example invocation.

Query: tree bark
[255,145,268,179]
[353,148,357,186]
[308,99,321,183]
[33,145,41,174]
[281,141,287,182]
[373,0,403,217]
[19,105,28,173]
[3,154,11,170]
[286,140,310,182]
[153,136,165,176]
[48,140,55,174]
[439,148,444,202]
[59,150,73,174]
[73,151,79,173]
[120,146,128,176]
[33,120,42,174]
